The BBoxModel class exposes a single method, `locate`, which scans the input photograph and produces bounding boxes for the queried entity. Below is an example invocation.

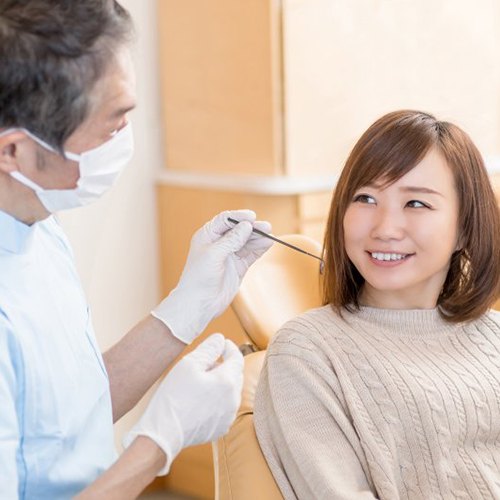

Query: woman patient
[254,110,500,499]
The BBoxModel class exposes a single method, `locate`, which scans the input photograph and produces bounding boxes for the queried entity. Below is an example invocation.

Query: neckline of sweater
[345,305,461,338]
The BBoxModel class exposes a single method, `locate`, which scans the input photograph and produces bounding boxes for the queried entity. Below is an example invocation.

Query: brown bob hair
[322,110,500,323]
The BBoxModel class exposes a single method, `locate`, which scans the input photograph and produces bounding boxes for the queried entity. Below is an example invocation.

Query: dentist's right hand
[123,333,244,475]
[151,209,273,345]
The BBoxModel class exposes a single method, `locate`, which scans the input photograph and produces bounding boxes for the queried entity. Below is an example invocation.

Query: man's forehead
[89,48,137,117]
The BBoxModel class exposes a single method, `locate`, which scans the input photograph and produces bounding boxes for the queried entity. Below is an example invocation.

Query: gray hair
[0,0,134,152]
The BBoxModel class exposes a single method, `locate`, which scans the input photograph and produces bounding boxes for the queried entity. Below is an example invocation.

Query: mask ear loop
[20,128,57,152]
[64,152,81,162]
[19,128,82,163]
[3,129,80,192]
[0,128,19,138]
[0,129,44,192]
[10,170,44,192]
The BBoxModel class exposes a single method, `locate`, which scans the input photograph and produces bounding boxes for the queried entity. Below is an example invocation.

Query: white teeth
[371,252,407,261]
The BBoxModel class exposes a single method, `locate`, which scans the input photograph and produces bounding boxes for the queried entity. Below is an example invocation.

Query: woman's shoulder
[482,308,500,328]
[276,304,341,335]
[488,308,500,319]
[460,308,500,338]
[289,304,340,325]
[267,305,344,354]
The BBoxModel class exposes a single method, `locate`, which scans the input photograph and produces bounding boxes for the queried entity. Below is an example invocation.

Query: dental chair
[212,234,323,500]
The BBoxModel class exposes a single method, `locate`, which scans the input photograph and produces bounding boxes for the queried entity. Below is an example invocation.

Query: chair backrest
[232,234,323,350]
[213,351,282,500]
[213,234,323,499]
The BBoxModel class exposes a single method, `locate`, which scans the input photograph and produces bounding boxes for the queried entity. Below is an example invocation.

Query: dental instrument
[227,217,325,273]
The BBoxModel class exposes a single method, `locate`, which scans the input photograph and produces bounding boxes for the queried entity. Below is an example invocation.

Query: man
[0,1,272,498]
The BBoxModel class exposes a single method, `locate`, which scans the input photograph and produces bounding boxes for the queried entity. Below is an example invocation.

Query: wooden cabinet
[157,0,283,176]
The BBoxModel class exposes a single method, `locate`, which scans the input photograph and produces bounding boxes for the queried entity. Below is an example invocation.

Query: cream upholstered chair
[213,234,323,500]
[231,234,324,351]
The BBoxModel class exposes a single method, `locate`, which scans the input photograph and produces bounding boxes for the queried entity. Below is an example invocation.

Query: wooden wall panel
[157,0,283,175]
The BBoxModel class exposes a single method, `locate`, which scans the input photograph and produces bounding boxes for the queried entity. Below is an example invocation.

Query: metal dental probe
[227,217,325,272]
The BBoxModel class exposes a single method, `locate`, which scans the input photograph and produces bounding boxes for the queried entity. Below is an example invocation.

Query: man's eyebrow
[110,104,136,119]
[399,186,444,196]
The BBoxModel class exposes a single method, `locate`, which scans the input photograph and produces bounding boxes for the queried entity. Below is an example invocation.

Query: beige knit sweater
[254,305,500,500]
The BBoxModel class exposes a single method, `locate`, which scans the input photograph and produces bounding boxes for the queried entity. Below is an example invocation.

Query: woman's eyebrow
[399,186,444,196]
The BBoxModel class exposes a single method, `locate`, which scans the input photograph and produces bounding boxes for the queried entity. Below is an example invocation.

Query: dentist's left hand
[151,210,273,344]
[122,333,244,475]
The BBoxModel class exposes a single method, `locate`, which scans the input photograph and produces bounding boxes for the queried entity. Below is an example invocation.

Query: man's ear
[0,130,28,174]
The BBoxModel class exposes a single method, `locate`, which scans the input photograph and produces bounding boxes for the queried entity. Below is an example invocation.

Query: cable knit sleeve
[254,326,378,500]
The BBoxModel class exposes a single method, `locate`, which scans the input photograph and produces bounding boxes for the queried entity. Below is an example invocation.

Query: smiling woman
[254,110,500,500]
[324,110,500,323]
[343,146,460,310]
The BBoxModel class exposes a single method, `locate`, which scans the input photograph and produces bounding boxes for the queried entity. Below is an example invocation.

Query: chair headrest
[232,234,323,350]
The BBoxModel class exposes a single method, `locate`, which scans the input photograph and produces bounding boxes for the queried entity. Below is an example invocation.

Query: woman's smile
[367,251,415,267]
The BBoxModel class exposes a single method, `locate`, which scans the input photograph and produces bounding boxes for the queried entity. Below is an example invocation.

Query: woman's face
[343,146,460,309]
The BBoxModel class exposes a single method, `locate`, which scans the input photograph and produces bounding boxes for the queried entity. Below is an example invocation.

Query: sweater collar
[349,305,458,338]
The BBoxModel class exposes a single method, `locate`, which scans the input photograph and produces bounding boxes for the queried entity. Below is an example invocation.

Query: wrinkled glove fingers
[212,339,244,377]
[214,220,254,254]
[222,339,244,366]
[200,210,257,244]
[235,220,274,260]
[235,242,273,267]
[187,333,226,369]
[249,220,272,238]
[244,221,273,247]
[246,220,273,246]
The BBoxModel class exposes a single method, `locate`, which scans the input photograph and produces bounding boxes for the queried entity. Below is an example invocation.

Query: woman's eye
[407,200,430,209]
[353,194,376,204]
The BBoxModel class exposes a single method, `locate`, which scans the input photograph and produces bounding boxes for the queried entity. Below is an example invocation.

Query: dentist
[0,1,272,498]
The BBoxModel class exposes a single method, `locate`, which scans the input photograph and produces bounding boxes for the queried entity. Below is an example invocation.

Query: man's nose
[370,207,405,241]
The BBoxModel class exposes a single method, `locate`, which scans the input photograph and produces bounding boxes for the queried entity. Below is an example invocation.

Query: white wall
[58,0,163,444]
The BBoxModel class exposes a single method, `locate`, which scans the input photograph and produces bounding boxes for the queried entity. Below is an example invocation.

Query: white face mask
[4,122,134,213]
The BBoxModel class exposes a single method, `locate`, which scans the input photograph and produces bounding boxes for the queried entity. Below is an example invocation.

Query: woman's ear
[0,130,28,174]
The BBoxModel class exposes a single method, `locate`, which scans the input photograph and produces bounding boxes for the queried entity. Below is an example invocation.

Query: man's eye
[109,118,129,138]
[407,200,430,209]
[353,194,376,204]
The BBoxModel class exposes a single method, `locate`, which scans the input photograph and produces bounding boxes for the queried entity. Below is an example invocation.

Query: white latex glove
[123,333,243,476]
[152,209,273,344]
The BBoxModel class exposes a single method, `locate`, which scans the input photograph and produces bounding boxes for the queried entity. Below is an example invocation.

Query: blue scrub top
[0,210,116,499]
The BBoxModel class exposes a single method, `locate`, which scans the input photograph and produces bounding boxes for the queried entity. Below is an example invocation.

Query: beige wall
[58,0,163,444]
[283,0,500,176]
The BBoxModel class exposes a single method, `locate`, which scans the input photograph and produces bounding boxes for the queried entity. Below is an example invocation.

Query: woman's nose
[370,207,405,241]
